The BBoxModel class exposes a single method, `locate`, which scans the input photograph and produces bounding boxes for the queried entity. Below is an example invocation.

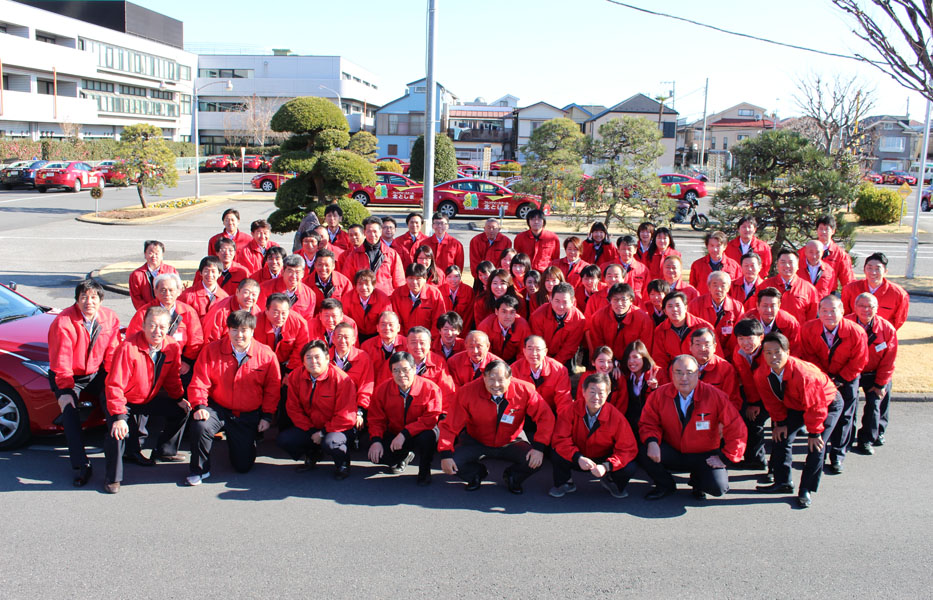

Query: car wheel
[691,214,710,231]
[922,198,930,212]
[72,181,82,193]
[37,186,48,193]
[685,190,698,202]
[260,179,276,192]
[0,382,30,450]
[352,191,370,206]
[437,200,458,219]
[225,165,233,172]
[97,178,105,189]
[1,183,10,191]
[515,202,535,220]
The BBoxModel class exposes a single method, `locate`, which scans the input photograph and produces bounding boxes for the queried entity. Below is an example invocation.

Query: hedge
[220,145,281,157]
[854,184,904,225]
[0,137,195,161]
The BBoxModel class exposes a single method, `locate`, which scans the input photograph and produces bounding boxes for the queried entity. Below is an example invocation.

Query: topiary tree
[347,131,380,161]
[268,97,375,231]
[518,118,584,210]
[375,160,403,174]
[113,123,178,208]
[311,197,371,227]
[408,134,457,183]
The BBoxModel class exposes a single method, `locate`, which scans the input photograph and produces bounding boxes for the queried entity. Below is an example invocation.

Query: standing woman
[618,339,659,438]
[509,252,532,294]
[439,265,474,331]
[413,245,443,286]
[581,222,620,267]
[473,268,525,326]
[645,226,681,281]
[551,236,589,287]
[634,222,656,266]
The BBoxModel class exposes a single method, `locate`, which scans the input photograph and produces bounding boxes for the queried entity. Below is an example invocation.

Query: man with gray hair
[258,254,316,319]
[447,330,500,387]
[469,217,511,276]
[798,240,836,298]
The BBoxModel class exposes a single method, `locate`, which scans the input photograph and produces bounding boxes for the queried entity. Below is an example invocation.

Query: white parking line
[0,235,205,244]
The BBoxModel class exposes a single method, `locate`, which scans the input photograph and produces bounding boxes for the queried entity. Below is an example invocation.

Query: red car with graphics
[94,160,129,185]
[659,173,707,202]
[433,178,547,219]
[241,155,270,172]
[34,161,104,193]
[881,170,917,185]
[251,172,294,192]
[348,171,424,206]
[202,155,241,172]
[457,160,478,175]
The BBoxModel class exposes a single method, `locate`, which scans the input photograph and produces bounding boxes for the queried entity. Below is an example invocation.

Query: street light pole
[194,79,232,199]
[422,0,437,225]
[906,96,931,279]
[320,84,343,116]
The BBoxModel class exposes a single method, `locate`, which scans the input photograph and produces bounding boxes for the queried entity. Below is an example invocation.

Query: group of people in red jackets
[46,204,907,507]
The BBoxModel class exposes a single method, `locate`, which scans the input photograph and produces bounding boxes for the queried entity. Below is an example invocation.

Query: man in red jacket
[405,326,456,399]
[185,310,282,485]
[549,373,638,498]
[690,327,741,411]
[331,322,374,419]
[390,263,447,335]
[207,208,253,258]
[755,332,843,508]
[279,340,358,479]
[323,203,351,252]
[209,237,250,296]
[424,214,464,272]
[762,249,819,324]
[513,208,561,271]
[511,335,572,427]
[102,306,189,493]
[849,292,899,453]
[731,319,770,471]
[798,295,868,473]
[258,254,317,320]
[202,278,261,343]
[179,256,228,320]
[586,283,654,359]
[439,359,555,493]
[797,214,854,289]
[48,279,121,487]
[253,293,309,374]
[341,269,391,342]
[841,252,909,330]
[730,251,765,310]
[469,218,512,276]
[529,282,585,368]
[725,216,773,276]
[477,295,533,363]
[689,231,741,297]
[368,352,443,486]
[687,271,745,357]
[310,249,353,313]
[639,355,747,500]
[235,219,279,274]
[447,331,501,387]
[743,287,801,351]
[391,212,426,267]
[616,235,650,301]
[128,239,178,310]
[340,216,405,295]
[798,240,837,298]
[651,291,714,383]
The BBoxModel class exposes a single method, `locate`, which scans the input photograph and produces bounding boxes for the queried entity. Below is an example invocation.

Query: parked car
[34,161,104,193]
[0,283,105,449]
[241,155,269,172]
[1,160,48,189]
[202,155,240,172]
[375,156,411,174]
[433,178,546,219]
[251,172,295,192]
[457,161,478,175]
[921,186,932,212]
[881,170,917,185]
[348,171,424,207]
[862,171,883,184]
[659,173,707,202]
[94,160,128,185]
[489,159,520,175]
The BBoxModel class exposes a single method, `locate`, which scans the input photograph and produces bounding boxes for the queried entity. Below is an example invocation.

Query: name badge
[721,326,733,335]
[695,420,710,431]
[500,413,515,424]
[173,332,184,341]
[875,342,887,352]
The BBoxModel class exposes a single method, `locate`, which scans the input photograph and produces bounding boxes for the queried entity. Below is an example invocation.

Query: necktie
[308,378,317,406]
[709,260,722,272]
[287,292,297,306]
[317,276,334,299]
[531,372,543,388]
[554,312,566,331]
[614,312,626,332]
[768,372,784,399]
[273,327,282,350]
[416,362,427,376]
[502,326,512,348]
[784,280,792,292]
[864,320,877,345]
[672,324,689,341]
[412,295,421,310]
[822,247,830,260]
[363,301,372,316]
[472,364,481,380]
[401,389,413,422]
[824,330,835,348]
[382,344,394,359]
[220,270,232,287]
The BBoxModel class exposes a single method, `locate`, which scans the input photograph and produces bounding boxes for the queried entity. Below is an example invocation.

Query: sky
[136,0,930,124]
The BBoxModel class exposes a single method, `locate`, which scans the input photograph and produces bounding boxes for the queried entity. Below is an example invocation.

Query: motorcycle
[671,196,710,230]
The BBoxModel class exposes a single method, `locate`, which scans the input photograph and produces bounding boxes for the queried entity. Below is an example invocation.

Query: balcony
[447,127,510,143]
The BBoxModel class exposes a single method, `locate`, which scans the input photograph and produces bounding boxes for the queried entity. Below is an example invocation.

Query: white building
[195,52,389,154]
[0,0,197,141]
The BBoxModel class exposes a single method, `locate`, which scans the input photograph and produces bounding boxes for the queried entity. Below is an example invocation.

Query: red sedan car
[34,161,104,193]
[881,170,917,185]
[0,284,103,449]
[659,173,707,202]
[457,161,478,175]
[433,178,546,219]
[862,171,883,184]
[241,155,270,172]
[376,156,411,174]
[348,171,424,207]
[489,159,520,175]
[202,155,240,172]
[251,172,294,192]
[94,160,129,185]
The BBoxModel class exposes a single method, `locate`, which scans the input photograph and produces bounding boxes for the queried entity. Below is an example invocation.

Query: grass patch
[891,321,933,394]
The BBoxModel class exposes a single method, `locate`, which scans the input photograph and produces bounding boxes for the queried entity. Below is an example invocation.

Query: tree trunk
[137,183,147,208]
[313,174,326,204]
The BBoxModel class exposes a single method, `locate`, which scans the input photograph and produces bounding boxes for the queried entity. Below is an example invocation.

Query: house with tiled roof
[857,115,923,173]
[511,101,568,161]
[584,94,679,168]
[679,103,776,165]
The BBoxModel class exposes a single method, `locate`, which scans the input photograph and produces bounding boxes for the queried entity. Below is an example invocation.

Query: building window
[530,121,544,132]
[414,86,426,93]
[883,122,896,130]
[179,65,191,81]
[120,85,147,97]
[880,136,905,152]
[341,103,350,114]
[0,24,7,34]
[198,101,245,112]
[737,108,754,117]
[2,74,8,90]
[198,68,253,79]
[388,114,400,135]
[82,79,114,92]
[387,144,398,155]
[662,121,676,138]
[710,137,716,150]
[722,136,728,150]
[81,38,182,82]
[37,79,55,95]
[36,32,56,44]
[180,94,192,115]
[151,89,174,100]
[737,134,749,141]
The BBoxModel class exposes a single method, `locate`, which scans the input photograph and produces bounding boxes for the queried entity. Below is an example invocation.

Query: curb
[75,193,270,226]
[88,269,128,297]
[891,394,933,402]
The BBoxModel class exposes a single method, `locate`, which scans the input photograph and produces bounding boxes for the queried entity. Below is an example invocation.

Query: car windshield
[44,163,67,169]
[0,286,44,323]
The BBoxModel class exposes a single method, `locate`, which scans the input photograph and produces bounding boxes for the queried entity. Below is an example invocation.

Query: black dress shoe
[739,458,767,471]
[645,486,675,500]
[73,465,92,488]
[854,442,875,456]
[124,452,155,467]
[797,489,812,508]
[691,488,707,500]
[757,471,775,484]
[873,433,885,447]
[416,472,432,486]
[756,482,794,493]
[827,460,844,475]
[152,452,186,463]
[296,453,319,472]
[390,451,416,474]
[334,463,351,480]
[465,476,483,491]
[502,471,523,495]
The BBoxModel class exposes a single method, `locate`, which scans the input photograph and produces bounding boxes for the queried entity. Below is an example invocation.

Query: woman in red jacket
[413,244,443,286]
[645,226,682,281]
[581,221,620,267]
[439,265,474,331]
[472,269,525,327]
[509,252,532,294]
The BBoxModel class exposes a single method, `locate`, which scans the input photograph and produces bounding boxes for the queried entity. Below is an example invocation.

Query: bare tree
[243,94,288,147]
[792,73,876,163]
[60,120,82,140]
[834,1,933,98]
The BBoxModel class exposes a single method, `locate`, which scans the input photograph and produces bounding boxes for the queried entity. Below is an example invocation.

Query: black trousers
[743,404,771,464]
[640,442,730,497]
[188,403,262,475]
[770,393,843,493]
[858,372,891,444]
[47,369,105,470]
[452,432,540,485]
[828,377,860,462]
[103,394,189,483]
[276,427,353,467]
[551,451,636,489]
[372,430,436,475]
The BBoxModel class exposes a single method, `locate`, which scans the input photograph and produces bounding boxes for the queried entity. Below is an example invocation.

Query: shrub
[375,160,403,174]
[311,197,371,227]
[268,208,306,234]
[498,161,522,176]
[854,184,904,225]
[221,145,281,157]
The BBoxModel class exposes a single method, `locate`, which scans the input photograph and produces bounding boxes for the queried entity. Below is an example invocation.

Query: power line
[604,0,877,63]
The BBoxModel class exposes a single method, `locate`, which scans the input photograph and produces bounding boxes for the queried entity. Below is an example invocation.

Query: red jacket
[469,233,512,275]
[368,376,443,442]
[514,229,561,271]
[340,241,405,295]
[732,346,766,408]
[307,315,358,348]
[258,278,317,321]
[105,332,184,416]
[582,288,610,319]
[49,305,121,391]
[178,284,229,320]
[472,292,526,327]
[551,257,590,287]
[743,308,801,352]
[391,284,447,336]
[553,399,638,471]
[647,247,682,281]
[585,305,654,359]
[798,317,869,381]
[439,282,474,330]
[248,266,280,286]
[447,350,501,387]
[754,356,837,434]
[620,260,650,301]
[639,381,747,462]
[128,263,178,310]
[340,288,391,340]
[689,255,741,297]
[201,295,261,344]
[331,345,374,409]
[576,370,627,413]
[729,276,764,311]
[411,351,457,405]
[761,274,819,324]
[438,377,555,454]
[529,305,586,364]
[669,280,700,304]
[360,334,407,382]
[651,313,715,382]
[797,260,836,298]
[324,227,352,252]
[253,310,309,371]
[235,239,280,274]
[511,356,572,415]
[574,282,608,314]
[841,278,909,330]
[193,263,250,297]
[432,336,465,362]
[845,314,897,386]
[697,354,741,411]
[126,300,204,362]
[207,229,252,257]
[725,236,772,277]
[188,338,281,416]
[285,363,357,431]
[798,240,853,288]
[309,271,353,315]
[477,314,533,363]
[580,239,620,267]
[423,234,464,272]
[391,232,427,267]
[687,293,745,357]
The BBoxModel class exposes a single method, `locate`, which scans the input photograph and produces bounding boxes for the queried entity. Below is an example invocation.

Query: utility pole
[699,78,709,169]
[422,0,437,225]
[661,80,675,110]
[907,97,931,279]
